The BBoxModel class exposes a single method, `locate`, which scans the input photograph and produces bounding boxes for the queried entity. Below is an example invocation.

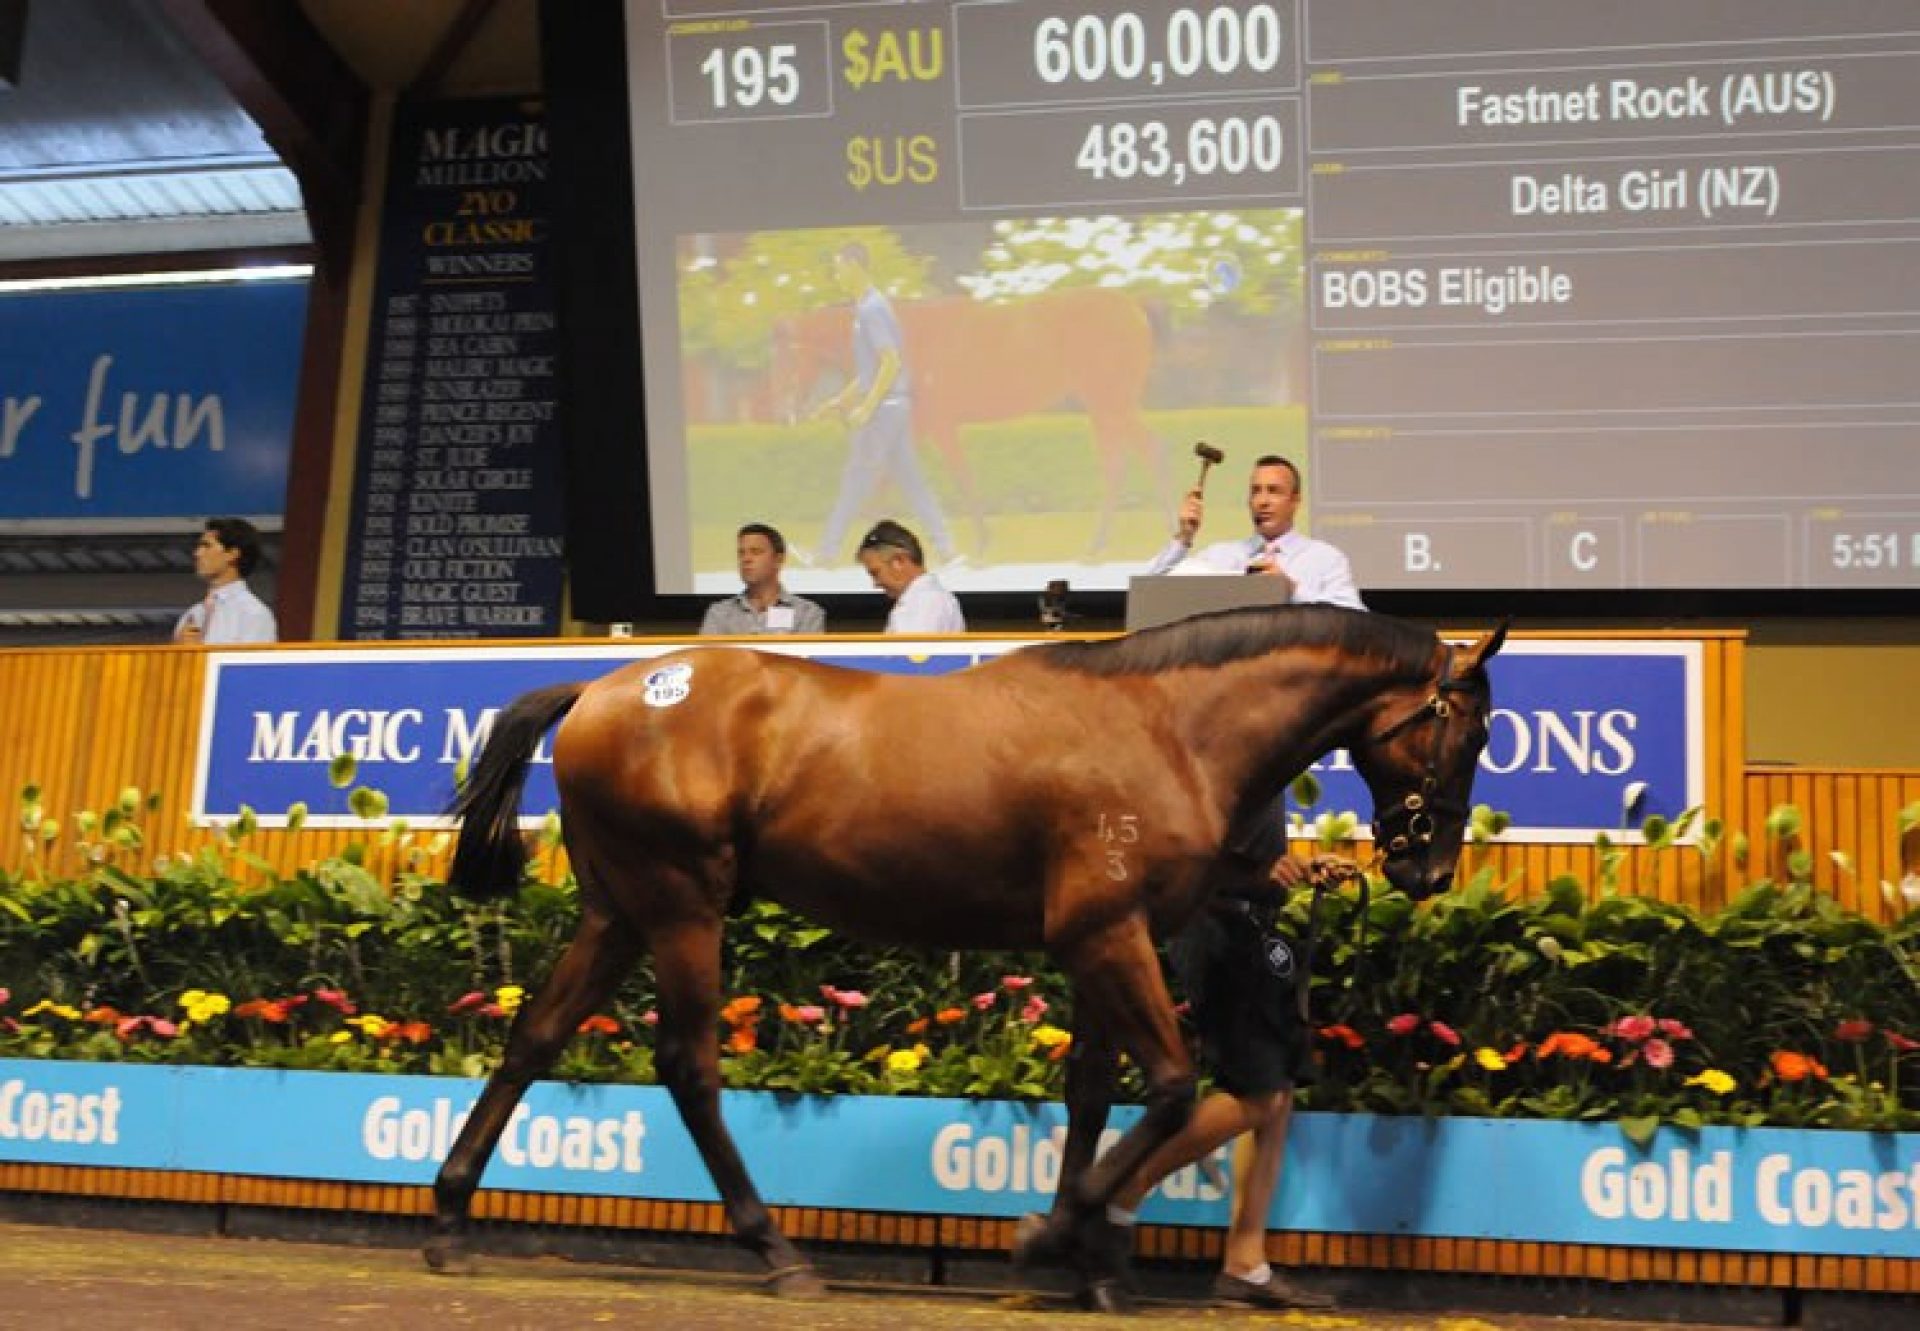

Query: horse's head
[1349,622,1507,900]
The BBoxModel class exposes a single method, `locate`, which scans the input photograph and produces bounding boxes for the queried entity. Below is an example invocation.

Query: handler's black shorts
[1166,904,1312,1097]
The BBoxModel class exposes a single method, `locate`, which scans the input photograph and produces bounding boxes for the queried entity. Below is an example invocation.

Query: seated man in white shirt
[173,517,279,645]
[1146,454,1364,610]
[856,519,965,635]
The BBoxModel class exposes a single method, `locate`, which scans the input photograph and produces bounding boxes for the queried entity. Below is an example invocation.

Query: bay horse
[424,606,1504,1303]
[771,286,1164,557]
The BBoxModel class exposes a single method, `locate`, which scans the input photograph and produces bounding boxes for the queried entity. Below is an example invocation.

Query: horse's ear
[1461,619,1510,674]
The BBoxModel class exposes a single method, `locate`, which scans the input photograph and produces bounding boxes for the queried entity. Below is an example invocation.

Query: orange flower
[1317,1024,1365,1050]
[1537,1031,1603,1061]
[719,995,763,1027]
[577,1014,620,1036]
[905,1016,931,1036]
[935,1007,968,1026]
[383,1019,434,1045]
[725,1027,758,1055]
[84,1006,123,1026]
[1770,1050,1828,1082]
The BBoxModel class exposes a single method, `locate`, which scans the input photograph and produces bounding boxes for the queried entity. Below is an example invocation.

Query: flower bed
[5,785,1920,1138]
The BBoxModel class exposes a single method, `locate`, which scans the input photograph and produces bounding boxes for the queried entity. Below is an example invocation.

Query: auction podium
[1124,573,1291,630]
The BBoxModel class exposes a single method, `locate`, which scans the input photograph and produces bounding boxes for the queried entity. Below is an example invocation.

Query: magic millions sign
[192,637,1703,839]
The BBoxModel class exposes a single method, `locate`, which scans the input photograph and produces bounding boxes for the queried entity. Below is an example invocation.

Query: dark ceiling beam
[154,0,367,275]
[410,0,505,99]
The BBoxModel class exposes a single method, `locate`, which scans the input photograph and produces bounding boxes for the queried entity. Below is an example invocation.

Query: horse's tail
[447,682,585,899]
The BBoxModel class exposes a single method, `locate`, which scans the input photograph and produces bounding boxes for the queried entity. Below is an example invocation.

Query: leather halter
[1363,648,1480,859]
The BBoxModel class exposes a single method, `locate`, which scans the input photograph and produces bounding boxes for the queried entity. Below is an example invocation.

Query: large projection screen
[622,0,1920,599]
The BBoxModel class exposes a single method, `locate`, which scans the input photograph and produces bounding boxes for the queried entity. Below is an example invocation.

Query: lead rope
[1292,853,1374,1025]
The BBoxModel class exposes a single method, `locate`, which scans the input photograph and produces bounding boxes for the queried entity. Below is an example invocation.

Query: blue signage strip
[2,1061,1912,1257]
[194,637,1701,840]
[0,282,306,522]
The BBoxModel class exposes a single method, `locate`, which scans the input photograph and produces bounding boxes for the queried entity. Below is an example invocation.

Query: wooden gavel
[1193,441,1224,492]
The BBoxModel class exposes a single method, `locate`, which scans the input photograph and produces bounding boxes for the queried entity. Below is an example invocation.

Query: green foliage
[3,791,1917,1135]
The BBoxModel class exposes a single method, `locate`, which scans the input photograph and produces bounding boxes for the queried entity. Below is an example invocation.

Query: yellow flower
[179,990,231,1024]
[1473,1047,1508,1072]
[348,1015,391,1038]
[24,1000,81,1021]
[886,1048,924,1074]
[329,1030,354,1044]
[495,985,526,1016]
[1686,1068,1736,1096]
[1030,1024,1071,1049]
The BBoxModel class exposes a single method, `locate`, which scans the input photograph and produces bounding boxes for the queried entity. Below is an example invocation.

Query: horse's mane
[1029,604,1438,679]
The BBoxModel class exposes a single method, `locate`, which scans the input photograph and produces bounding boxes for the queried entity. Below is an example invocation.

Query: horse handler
[1022,844,1345,1311]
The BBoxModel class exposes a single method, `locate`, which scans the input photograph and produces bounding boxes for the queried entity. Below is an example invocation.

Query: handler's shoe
[1211,1268,1335,1310]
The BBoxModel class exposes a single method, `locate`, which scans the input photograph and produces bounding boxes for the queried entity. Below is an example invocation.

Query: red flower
[577,1014,620,1036]
[1317,1024,1365,1050]
[447,991,488,1015]
[1885,1030,1920,1052]
[1386,1013,1421,1036]
[1656,1018,1693,1041]
[312,988,358,1016]
[1428,1020,1461,1047]
[1001,975,1035,991]
[1833,1019,1875,1043]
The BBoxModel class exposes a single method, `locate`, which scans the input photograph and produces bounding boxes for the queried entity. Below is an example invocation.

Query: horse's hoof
[764,1264,828,1299]
[421,1238,477,1277]
[1011,1211,1076,1271]
[1077,1277,1136,1315]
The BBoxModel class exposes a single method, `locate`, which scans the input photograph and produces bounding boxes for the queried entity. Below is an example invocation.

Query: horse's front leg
[1017,917,1197,1311]
[1015,1014,1126,1307]
[426,905,641,1274]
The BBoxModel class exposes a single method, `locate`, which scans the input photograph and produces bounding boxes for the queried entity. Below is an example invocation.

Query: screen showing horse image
[422,607,1504,1302]
[770,286,1162,558]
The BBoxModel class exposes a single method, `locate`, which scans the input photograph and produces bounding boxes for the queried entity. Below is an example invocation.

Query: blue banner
[193,637,1701,839]
[2,1061,1912,1257]
[0,282,306,522]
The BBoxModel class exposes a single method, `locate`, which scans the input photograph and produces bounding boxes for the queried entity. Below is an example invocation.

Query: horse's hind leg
[425,903,641,1274]
[652,913,825,1297]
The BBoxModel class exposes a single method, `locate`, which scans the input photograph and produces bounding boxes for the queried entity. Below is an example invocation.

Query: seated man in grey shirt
[700,523,827,635]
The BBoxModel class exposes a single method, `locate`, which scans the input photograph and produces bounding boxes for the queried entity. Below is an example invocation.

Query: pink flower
[1021,995,1049,1023]
[972,991,997,1011]
[1643,1038,1675,1070]
[0,987,10,1006]
[1001,975,1035,991]
[1387,1013,1421,1036]
[1428,1020,1461,1047]
[1885,1030,1919,1052]
[820,985,869,1009]
[1833,1019,1875,1043]
[312,988,358,1015]
[640,1009,659,1027]
[447,991,487,1015]
[1609,1015,1656,1043]
[793,1004,826,1024]
[1656,1018,1694,1041]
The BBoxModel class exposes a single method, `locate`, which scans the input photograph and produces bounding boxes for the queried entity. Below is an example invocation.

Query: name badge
[764,605,796,631]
